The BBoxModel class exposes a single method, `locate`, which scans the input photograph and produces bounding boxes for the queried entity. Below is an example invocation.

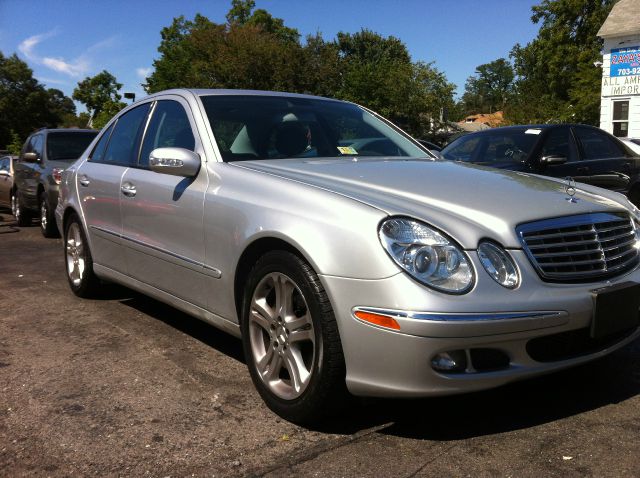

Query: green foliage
[71,70,126,129]
[146,3,456,139]
[462,58,514,114]
[72,70,123,117]
[226,0,255,25]
[0,51,77,150]
[7,131,23,155]
[507,0,614,124]
[92,100,126,129]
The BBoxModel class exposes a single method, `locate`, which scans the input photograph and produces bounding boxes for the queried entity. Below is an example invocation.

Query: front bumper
[319,250,640,397]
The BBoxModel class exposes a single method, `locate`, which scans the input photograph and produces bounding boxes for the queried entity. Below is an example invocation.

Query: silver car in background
[56,89,640,424]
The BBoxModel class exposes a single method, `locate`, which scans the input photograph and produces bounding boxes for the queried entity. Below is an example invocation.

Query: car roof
[459,123,603,137]
[145,88,344,103]
[30,128,98,136]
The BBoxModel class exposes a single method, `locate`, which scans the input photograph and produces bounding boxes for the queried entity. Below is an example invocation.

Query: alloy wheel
[66,223,86,287]
[249,272,316,400]
[40,201,48,231]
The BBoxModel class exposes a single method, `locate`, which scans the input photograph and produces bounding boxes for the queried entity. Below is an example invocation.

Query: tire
[64,213,101,298]
[241,250,349,425]
[13,191,31,227]
[39,196,59,238]
[10,190,17,218]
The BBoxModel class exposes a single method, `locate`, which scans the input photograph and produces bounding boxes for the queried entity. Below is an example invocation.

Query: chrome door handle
[121,183,137,197]
[79,175,90,187]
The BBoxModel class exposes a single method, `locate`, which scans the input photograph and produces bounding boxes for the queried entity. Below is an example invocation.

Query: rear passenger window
[574,127,624,160]
[102,104,151,166]
[139,100,195,167]
[90,123,115,163]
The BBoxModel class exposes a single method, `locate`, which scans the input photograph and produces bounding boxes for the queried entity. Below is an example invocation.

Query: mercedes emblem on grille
[564,176,578,203]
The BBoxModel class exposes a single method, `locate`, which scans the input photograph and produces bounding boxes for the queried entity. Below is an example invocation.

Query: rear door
[120,97,208,307]
[571,126,632,192]
[76,103,151,273]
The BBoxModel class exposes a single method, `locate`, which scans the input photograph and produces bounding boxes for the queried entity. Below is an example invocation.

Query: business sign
[610,46,640,77]
[602,75,640,96]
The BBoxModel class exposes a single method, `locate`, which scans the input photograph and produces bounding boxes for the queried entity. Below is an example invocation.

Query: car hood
[232,158,630,249]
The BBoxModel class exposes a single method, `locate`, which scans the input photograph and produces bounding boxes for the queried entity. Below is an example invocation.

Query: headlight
[379,218,474,294]
[477,241,519,289]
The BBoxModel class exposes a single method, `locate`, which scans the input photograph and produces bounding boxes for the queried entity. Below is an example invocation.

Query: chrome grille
[517,212,639,282]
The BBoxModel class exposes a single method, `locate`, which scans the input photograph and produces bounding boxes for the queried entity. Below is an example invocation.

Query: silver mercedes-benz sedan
[56,89,640,424]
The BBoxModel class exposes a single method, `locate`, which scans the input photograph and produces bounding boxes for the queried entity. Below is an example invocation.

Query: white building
[598,0,640,138]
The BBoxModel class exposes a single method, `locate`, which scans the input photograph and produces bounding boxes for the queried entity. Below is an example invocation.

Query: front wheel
[40,197,59,238]
[64,214,100,297]
[241,250,348,424]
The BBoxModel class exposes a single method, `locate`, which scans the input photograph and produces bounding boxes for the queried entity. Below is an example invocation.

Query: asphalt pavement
[1,210,639,477]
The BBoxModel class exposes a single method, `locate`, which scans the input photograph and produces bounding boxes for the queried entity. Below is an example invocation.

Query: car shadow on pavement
[0,212,20,234]
[116,289,245,364]
[101,282,640,440]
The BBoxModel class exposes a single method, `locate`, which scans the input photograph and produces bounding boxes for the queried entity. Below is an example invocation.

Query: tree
[462,58,514,114]
[7,131,23,155]
[334,30,455,138]
[145,2,456,139]
[73,70,125,125]
[146,10,306,94]
[0,51,76,150]
[46,88,78,126]
[226,0,255,25]
[508,0,614,124]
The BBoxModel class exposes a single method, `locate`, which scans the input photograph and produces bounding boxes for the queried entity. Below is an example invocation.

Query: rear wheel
[40,196,59,238]
[241,250,348,424]
[64,214,100,297]
[10,190,17,217]
[13,191,31,227]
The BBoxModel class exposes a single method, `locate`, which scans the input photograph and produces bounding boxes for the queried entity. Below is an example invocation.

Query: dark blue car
[441,124,640,205]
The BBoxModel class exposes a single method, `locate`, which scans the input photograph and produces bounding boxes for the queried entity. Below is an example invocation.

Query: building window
[612,100,629,137]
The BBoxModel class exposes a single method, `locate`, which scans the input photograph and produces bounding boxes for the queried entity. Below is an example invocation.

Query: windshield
[200,95,428,161]
[46,132,98,162]
[441,130,539,164]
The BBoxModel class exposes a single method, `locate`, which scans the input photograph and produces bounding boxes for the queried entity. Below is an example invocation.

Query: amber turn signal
[354,310,401,330]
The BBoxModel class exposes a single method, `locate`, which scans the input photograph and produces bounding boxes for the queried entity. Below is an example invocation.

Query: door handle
[121,183,137,197]
[79,175,90,187]
[576,167,589,174]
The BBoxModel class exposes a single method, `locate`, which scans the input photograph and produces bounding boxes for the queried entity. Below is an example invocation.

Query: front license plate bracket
[591,281,640,339]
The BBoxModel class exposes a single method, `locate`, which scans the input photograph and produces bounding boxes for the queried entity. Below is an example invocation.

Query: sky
[0,0,542,111]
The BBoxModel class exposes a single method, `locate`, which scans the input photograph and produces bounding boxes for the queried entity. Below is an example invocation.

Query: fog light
[431,350,467,373]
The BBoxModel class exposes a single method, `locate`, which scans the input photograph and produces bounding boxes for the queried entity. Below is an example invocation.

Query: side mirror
[23,152,39,163]
[541,154,567,166]
[149,147,201,177]
[0,170,9,176]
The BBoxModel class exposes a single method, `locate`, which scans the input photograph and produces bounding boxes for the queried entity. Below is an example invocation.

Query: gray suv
[14,128,97,236]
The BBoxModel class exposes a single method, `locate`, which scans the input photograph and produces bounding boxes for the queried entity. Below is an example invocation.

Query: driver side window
[540,128,572,161]
[139,100,195,168]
